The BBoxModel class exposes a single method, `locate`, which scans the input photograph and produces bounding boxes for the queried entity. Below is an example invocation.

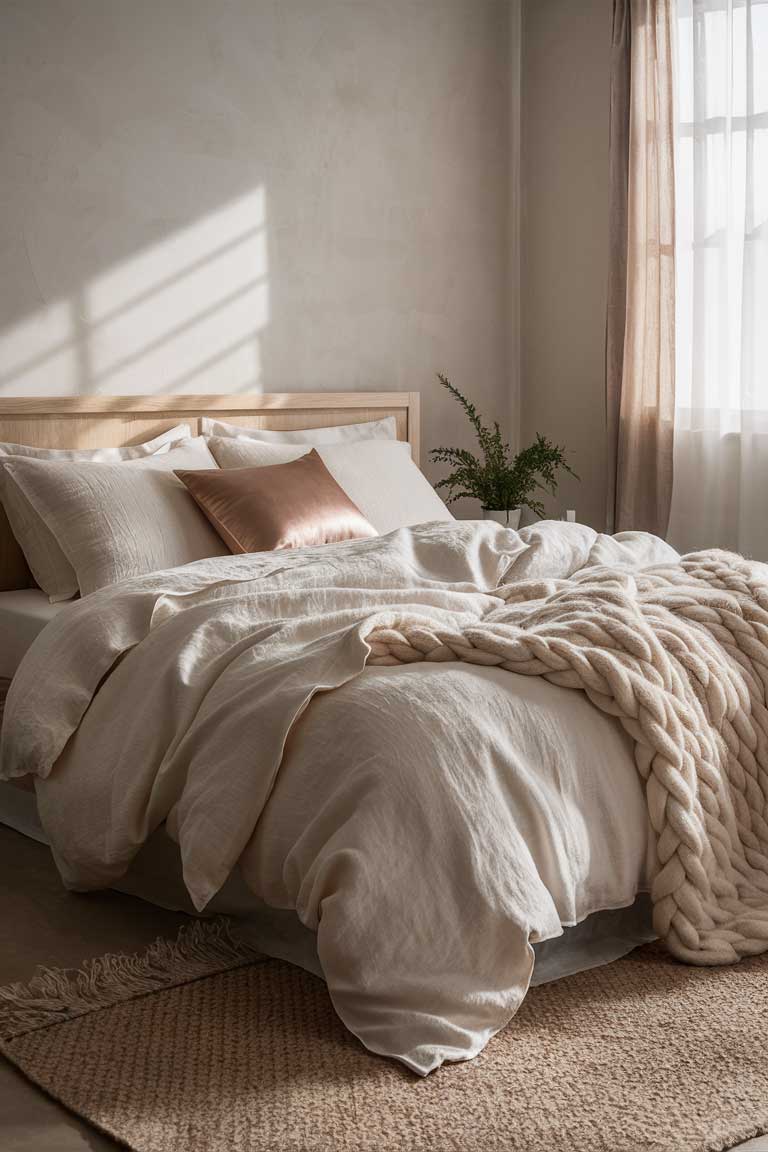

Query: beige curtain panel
[606,0,675,536]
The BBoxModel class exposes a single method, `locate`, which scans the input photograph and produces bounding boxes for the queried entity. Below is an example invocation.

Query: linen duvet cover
[1,520,681,1072]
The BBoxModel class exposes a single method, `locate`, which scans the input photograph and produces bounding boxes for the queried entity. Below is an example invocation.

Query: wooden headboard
[0,391,420,591]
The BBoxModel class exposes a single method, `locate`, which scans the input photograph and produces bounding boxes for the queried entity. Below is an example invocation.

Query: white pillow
[206,437,453,535]
[2,438,226,597]
[0,423,193,602]
[201,415,397,444]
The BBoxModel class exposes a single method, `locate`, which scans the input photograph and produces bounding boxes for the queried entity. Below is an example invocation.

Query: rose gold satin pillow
[175,449,377,554]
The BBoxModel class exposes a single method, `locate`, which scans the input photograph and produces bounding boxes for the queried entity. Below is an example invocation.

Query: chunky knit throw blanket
[366,549,768,965]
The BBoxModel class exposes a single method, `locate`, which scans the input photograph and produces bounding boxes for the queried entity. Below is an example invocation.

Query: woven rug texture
[2,934,768,1152]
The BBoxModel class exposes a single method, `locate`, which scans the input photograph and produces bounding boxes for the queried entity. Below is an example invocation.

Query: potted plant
[430,374,577,528]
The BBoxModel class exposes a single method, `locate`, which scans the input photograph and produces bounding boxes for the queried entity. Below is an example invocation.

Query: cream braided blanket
[366,549,768,966]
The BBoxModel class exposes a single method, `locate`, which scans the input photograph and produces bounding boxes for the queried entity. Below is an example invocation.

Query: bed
[4,391,762,1076]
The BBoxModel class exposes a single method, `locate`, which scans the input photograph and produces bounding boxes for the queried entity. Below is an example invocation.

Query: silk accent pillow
[0,423,193,600]
[205,438,453,536]
[200,415,397,444]
[2,438,226,597]
[176,450,377,554]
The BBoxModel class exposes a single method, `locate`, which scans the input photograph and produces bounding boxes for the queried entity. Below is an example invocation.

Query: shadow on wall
[0,189,269,396]
[0,0,287,398]
[0,0,511,483]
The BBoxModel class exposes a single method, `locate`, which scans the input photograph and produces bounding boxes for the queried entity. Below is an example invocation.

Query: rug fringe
[0,917,262,1041]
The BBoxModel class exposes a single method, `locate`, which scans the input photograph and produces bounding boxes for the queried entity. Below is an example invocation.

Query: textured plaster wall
[521,0,612,528]
[0,0,511,483]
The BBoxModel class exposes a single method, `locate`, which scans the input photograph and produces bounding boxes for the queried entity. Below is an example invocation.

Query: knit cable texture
[366,549,768,965]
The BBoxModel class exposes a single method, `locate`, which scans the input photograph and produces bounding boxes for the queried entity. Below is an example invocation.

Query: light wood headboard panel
[0,391,420,592]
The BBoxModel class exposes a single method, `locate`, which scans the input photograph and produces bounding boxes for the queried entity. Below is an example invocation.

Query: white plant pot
[482,507,521,530]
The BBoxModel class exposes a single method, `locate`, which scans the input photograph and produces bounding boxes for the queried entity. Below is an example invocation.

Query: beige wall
[0,0,512,486]
[521,0,612,528]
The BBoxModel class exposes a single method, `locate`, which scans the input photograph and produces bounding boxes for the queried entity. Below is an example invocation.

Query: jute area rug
[1,920,767,1152]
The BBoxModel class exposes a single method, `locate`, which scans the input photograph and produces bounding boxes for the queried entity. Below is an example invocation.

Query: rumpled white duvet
[1,520,678,1074]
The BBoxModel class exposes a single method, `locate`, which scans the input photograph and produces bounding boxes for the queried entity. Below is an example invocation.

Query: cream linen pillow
[206,437,453,535]
[2,438,226,597]
[0,423,193,601]
[201,415,397,444]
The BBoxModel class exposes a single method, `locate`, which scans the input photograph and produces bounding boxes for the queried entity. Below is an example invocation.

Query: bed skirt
[0,779,656,989]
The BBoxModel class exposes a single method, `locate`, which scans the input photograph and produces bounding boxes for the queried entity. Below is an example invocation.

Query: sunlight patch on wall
[0,187,269,396]
[0,300,80,394]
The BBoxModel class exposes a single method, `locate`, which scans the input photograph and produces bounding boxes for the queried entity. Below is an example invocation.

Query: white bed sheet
[0,589,67,679]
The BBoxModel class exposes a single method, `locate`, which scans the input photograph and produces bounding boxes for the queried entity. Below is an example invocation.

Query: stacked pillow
[2,438,225,598]
[0,415,452,599]
[0,423,194,599]
[201,437,452,537]
[200,414,398,444]
[176,419,452,557]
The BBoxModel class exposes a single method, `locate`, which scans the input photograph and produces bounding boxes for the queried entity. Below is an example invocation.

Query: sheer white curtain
[667,0,768,557]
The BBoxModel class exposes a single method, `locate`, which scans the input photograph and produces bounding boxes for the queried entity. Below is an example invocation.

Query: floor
[1,822,767,1152]
[1,824,187,1151]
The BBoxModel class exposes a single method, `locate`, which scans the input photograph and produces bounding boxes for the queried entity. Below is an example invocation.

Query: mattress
[0,780,656,988]
[0,589,67,679]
